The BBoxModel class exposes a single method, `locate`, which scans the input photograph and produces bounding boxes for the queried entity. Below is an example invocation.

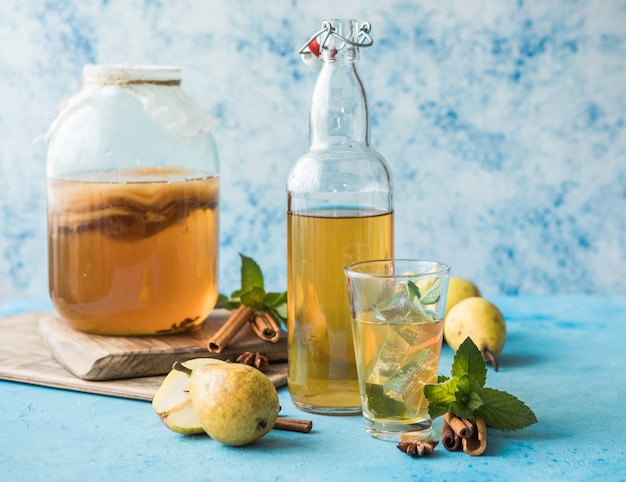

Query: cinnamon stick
[462,415,487,456]
[273,417,313,433]
[444,412,475,439]
[249,311,281,343]
[442,418,462,451]
[207,305,255,353]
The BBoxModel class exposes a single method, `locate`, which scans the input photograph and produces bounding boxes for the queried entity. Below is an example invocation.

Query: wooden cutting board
[0,311,287,401]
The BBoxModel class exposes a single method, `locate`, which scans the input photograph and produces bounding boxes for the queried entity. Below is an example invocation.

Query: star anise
[236,351,270,373]
[397,439,438,457]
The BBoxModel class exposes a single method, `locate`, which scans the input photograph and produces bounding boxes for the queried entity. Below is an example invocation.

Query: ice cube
[374,291,424,323]
[383,348,434,403]
[366,327,408,381]
[393,325,424,346]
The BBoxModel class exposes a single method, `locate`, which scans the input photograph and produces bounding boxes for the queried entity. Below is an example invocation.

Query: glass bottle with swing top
[287,20,394,414]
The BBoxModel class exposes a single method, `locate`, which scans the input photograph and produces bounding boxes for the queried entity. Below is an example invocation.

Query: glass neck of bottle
[309,55,369,148]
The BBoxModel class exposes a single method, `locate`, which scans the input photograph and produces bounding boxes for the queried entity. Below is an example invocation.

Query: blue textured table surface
[1,295,625,482]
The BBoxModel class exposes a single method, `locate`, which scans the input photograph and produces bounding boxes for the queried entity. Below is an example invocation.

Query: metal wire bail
[298,20,373,56]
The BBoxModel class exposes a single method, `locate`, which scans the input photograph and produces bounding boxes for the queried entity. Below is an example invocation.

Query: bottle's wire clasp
[298,20,373,57]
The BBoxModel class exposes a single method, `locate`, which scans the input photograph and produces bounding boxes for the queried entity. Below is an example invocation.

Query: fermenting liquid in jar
[48,167,219,335]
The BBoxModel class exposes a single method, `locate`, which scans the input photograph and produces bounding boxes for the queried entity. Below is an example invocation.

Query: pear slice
[152,358,225,434]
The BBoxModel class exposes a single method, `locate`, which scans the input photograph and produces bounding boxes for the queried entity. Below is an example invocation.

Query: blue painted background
[1,0,625,302]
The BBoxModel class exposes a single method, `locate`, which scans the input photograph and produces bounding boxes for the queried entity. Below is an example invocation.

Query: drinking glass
[344,259,450,441]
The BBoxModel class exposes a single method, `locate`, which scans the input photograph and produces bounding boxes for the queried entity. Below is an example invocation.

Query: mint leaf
[466,391,484,411]
[215,293,237,310]
[452,337,487,388]
[220,253,288,327]
[424,382,457,420]
[408,279,442,305]
[263,303,287,327]
[263,291,287,307]
[453,376,483,408]
[454,373,472,394]
[240,253,264,292]
[407,281,421,301]
[475,387,538,430]
[449,402,475,420]
[274,302,287,320]
[262,292,288,326]
[365,383,407,418]
[239,286,266,310]
[424,375,480,420]
[419,279,443,305]
[447,374,483,420]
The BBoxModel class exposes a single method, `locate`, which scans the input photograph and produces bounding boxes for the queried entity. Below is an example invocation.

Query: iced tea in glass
[344,259,449,441]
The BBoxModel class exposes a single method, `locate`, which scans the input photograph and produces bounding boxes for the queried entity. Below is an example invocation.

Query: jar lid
[47,64,219,142]
[83,65,182,84]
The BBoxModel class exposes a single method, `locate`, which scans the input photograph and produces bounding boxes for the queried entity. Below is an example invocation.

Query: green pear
[152,358,226,434]
[175,361,280,446]
[444,297,506,371]
[445,277,481,315]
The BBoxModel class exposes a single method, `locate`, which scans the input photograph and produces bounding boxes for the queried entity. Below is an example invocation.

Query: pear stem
[482,348,499,372]
[172,361,193,376]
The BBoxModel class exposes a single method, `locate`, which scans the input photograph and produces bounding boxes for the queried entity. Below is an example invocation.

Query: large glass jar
[46,65,220,335]
[287,20,394,414]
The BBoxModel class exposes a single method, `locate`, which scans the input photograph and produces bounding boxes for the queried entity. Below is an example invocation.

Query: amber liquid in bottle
[287,209,393,411]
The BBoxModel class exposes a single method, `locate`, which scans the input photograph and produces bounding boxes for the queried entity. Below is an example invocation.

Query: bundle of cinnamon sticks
[207,305,281,353]
[442,412,487,456]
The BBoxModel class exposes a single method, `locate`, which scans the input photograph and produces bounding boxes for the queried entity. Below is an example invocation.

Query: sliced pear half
[152,358,225,434]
